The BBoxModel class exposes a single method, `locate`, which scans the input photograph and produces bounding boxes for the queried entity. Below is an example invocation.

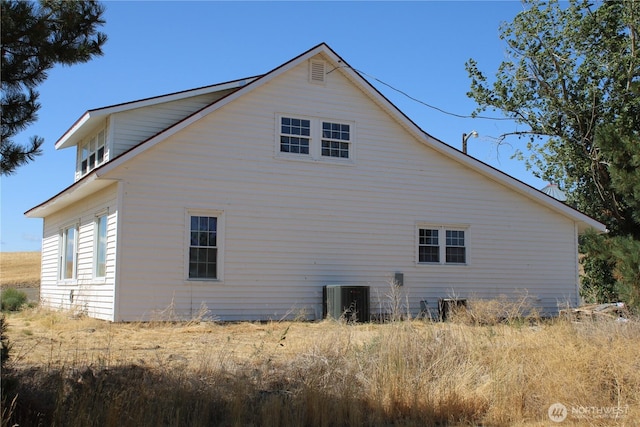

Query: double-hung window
[418,228,440,263]
[418,226,467,265]
[188,215,218,280]
[280,117,310,155]
[60,225,78,280]
[445,230,466,264]
[321,122,351,159]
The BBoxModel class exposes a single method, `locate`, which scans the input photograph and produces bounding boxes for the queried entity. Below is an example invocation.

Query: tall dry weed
[2,308,639,426]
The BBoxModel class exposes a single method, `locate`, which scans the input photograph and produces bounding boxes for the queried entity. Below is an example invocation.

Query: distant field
[0,251,40,287]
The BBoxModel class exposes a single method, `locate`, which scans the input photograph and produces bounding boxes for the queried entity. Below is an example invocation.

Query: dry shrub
[449,292,540,326]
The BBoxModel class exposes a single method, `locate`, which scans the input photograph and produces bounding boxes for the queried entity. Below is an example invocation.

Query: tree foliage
[466,0,640,309]
[1,0,107,175]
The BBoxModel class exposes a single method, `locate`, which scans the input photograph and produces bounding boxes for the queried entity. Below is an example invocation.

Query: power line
[329,65,515,121]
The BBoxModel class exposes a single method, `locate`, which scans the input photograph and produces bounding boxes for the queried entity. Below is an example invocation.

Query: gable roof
[25,43,607,234]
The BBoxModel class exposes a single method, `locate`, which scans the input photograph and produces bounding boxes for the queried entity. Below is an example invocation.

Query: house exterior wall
[110,90,236,158]
[106,54,581,321]
[39,184,118,320]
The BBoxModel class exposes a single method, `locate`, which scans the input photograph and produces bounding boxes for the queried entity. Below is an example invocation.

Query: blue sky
[1,1,543,252]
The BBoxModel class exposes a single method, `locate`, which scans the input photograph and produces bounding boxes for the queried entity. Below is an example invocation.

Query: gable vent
[309,60,326,84]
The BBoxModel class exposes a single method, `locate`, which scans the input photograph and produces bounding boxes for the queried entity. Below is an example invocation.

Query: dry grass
[2,307,639,426]
[0,252,40,288]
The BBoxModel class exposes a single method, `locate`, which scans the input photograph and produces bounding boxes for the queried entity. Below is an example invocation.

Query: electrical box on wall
[394,272,404,286]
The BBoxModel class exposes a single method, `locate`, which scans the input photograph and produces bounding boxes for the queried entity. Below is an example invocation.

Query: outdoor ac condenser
[323,285,370,322]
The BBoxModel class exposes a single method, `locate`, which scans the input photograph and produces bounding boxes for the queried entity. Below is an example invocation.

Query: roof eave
[25,172,117,218]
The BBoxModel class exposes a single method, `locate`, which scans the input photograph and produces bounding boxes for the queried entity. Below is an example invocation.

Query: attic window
[280,117,310,155]
[80,129,106,176]
[309,60,326,84]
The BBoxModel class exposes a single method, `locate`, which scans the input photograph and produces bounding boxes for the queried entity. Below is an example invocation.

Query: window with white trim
[321,122,351,159]
[79,129,106,176]
[418,228,440,263]
[445,230,466,264]
[95,213,108,278]
[277,115,354,162]
[418,226,467,265]
[188,215,219,280]
[280,117,310,155]
[60,224,78,280]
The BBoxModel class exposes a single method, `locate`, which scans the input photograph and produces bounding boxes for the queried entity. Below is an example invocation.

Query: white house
[26,43,606,322]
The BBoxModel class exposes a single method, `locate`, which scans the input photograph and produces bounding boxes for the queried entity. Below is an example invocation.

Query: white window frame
[79,128,106,176]
[185,209,224,283]
[416,224,469,265]
[321,121,352,160]
[275,114,355,164]
[278,116,311,157]
[94,210,108,279]
[59,222,79,282]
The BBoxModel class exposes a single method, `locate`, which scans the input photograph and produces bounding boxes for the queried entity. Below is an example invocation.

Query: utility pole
[462,131,478,154]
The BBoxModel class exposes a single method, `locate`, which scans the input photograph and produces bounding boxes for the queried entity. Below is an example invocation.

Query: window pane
[419,246,439,263]
[446,230,465,246]
[322,122,349,141]
[446,247,466,264]
[420,229,439,245]
[96,215,107,277]
[280,135,309,155]
[199,232,208,246]
[63,227,76,279]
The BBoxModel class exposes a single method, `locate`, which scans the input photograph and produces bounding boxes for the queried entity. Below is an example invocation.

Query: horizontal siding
[105,55,581,321]
[40,184,119,321]
[111,91,235,157]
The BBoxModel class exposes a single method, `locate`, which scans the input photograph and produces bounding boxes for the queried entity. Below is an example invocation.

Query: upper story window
[280,117,311,155]
[418,225,468,265]
[321,122,351,159]
[80,129,106,176]
[277,115,354,163]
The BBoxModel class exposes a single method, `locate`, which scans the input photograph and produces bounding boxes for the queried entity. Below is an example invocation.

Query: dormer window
[80,129,106,175]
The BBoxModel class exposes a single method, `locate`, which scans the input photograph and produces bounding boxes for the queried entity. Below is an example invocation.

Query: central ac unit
[323,285,370,322]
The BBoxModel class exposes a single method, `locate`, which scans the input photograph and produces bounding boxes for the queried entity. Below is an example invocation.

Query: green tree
[466,0,640,309]
[1,0,107,175]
